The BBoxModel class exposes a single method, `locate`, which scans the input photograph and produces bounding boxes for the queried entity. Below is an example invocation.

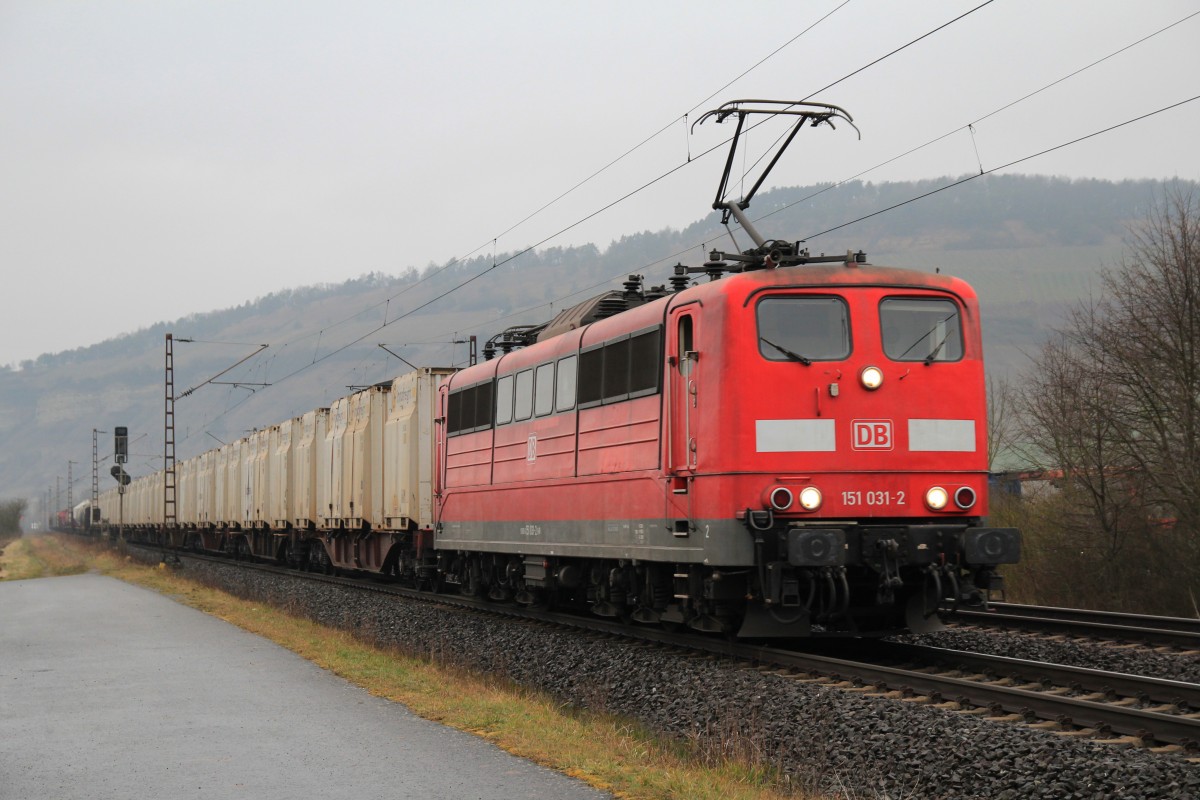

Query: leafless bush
[0,497,28,537]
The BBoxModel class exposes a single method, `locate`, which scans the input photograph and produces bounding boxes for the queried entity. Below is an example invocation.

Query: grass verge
[0,534,93,580]
[1,535,819,800]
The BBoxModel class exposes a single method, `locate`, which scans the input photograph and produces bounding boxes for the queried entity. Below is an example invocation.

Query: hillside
[3,175,1188,513]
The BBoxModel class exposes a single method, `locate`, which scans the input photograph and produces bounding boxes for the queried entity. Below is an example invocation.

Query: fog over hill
[4,175,1191,516]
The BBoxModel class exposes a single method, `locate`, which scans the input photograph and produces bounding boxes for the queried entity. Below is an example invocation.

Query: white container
[196,450,215,526]
[321,400,349,528]
[269,417,299,528]
[247,427,272,527]
[177,455,196,526]
[238,435,257,527]
[337,384,390,527]
[295,408,328,529]
[384,368,453,530]
[215,441,243,526]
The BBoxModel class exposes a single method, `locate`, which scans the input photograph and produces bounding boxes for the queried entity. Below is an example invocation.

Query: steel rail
[873,641,1200,709]
[745,643,1200,749]
[989,603,1200,634]
[950,603,1200,649]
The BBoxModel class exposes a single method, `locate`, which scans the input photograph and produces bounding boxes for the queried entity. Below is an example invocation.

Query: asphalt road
[0,573,612,800]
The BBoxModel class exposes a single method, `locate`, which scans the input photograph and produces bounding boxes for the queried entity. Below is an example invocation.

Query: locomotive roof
[450,261,979,387]
[702,262,978,298]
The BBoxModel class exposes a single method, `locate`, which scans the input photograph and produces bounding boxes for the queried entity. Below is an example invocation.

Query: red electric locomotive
[434,101,1019,637]
[436,258,1020,637]
[95,100,1019,640]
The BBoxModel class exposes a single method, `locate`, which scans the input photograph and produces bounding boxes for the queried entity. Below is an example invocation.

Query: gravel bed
[893,627,1200,685]
[152,553,1200,800]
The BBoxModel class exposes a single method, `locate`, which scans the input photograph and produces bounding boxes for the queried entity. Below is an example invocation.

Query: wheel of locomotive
[486,555,514,602]
[461,556,483,597]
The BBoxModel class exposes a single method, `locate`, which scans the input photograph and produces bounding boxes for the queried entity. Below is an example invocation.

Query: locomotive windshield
[756,296,850,362]
[880,297,963,362]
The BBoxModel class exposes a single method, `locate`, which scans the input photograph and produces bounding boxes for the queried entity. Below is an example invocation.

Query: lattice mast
[164,333,177,535]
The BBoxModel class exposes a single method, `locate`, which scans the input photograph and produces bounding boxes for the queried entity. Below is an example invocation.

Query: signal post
[111,426,129,542]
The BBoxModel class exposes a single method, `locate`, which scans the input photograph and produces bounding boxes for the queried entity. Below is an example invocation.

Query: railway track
[950,602,1200,650]
[128,543,1200,755]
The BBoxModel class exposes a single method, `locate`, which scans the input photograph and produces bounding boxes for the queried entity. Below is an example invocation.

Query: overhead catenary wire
[240,2,858,374]
[218,2,993,400]
[482,1,856,251]
[800,94,1200,242]
[747,8,1200,226]
[190,88,1199,442]
[206,0,954,382]
[727,0,998,195]
[181,3,1173,443]
[412,91,1200,355]
[407,4,1200,348]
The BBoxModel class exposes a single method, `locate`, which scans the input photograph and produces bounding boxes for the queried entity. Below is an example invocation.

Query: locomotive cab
[674,262,1019,636]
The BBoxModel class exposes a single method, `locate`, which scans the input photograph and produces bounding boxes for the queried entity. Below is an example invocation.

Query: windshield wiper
[760,337,812,365]
[896,312,958,361]
[924,334,949,365]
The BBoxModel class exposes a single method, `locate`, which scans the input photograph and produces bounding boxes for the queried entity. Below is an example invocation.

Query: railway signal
[114,426,128,464]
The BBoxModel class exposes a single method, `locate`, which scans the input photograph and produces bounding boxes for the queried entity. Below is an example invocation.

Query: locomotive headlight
[925,486,949,510]
[860,366,883,390]
[798,486,823,511]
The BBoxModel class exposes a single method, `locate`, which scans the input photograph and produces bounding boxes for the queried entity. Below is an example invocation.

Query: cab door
[668,306,699,474]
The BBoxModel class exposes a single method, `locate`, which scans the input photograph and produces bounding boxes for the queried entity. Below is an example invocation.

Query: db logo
[852,420,893,450]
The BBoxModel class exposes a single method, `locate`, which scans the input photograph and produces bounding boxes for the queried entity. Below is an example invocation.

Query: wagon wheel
[419,572,443,594]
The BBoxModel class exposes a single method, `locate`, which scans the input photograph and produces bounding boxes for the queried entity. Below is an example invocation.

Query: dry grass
[1,535,824,800]
[0,533,95,580]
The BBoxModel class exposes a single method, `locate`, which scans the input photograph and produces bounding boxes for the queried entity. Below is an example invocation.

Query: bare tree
[1017,186,1199,612]
[985,374,1018,471]
[1092,187,1200,535]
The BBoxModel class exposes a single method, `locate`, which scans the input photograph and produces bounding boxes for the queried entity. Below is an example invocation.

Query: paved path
[0,573,612,799]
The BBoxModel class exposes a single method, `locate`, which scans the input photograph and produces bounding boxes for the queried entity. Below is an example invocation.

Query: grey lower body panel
[435,517,756,566]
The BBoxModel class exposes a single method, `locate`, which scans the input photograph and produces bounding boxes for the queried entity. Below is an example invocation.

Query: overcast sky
[2,0,1197,368]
